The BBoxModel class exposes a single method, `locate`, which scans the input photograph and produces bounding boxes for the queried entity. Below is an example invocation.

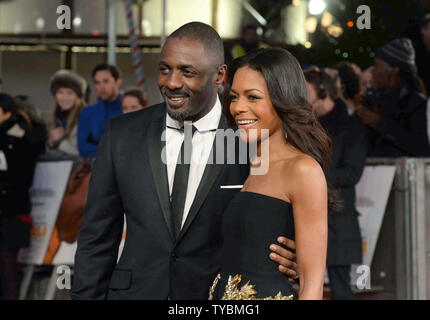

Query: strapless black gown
[209,191,297,300]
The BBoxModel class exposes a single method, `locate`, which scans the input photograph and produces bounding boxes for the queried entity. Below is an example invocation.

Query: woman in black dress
[210,48,341,300]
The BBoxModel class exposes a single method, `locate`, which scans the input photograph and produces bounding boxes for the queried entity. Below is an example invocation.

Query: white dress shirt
[165,96,222,228]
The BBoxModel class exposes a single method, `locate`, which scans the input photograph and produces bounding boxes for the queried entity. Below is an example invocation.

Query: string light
[321,12,333,28]
[309,0,326,15]
[305,17,318,33]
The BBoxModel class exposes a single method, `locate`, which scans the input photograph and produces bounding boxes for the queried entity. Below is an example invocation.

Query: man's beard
[166,100,211,122]
[166,106,193,121]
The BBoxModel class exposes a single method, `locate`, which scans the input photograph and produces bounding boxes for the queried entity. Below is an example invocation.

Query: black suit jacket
[72,103,249,299]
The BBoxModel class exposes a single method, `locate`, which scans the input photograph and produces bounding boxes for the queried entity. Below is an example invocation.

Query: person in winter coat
[355,38,430,157]
[77,64,122,157]
[47,70,87,156]
[0,93,39,299]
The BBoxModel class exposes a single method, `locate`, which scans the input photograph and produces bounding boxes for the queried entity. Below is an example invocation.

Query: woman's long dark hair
[222,48,342,212]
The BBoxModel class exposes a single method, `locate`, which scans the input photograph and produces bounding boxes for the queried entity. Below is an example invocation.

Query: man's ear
[214,64,227,86]
[116,79,123,88]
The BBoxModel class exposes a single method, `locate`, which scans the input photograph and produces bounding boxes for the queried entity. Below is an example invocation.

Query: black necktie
[170,123,197,239]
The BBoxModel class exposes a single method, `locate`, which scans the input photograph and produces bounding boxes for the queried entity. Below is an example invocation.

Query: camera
[361,89,381,109]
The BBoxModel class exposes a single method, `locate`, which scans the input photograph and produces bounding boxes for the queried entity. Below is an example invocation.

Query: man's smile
[165,94,189,109]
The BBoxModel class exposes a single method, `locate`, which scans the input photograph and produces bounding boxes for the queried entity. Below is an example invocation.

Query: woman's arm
[288,156,328,300]
[47,126,65,148]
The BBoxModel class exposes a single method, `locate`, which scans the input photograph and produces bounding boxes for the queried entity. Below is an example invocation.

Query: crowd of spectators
[1,15,430,300]
[0,63,148,299]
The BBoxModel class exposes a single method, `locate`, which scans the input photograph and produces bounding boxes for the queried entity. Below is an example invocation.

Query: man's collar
[102,93,122,105]
[166,95,222,132]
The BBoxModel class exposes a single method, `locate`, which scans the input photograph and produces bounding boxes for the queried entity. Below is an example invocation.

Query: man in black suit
[72,22,297,300]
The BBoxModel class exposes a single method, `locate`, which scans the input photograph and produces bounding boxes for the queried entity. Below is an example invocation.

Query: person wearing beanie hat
[355,38,430,157]
[47,70,87,156]
[374,38,417,74]
[50,70,87,98]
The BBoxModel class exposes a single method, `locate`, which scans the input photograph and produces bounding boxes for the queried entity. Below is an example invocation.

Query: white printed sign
[355,165,396,267]
[17,161,73,265]
[0,151,7,171]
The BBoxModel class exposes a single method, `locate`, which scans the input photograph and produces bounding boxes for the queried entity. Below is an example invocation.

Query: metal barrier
[367,158,430,300]
[18,155,94,300]
[16,156,430,299]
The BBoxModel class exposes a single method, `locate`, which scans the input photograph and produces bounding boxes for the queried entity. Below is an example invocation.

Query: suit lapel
[147,107,175,241]
[176,116,231,243]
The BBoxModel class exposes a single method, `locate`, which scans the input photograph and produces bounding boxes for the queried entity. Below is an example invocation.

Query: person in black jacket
[14,96,47,161]
[355,38,430,157]
[0,93,39,300]
[413,12,430,95]
[305,68,367,300]
[333,62,362,117]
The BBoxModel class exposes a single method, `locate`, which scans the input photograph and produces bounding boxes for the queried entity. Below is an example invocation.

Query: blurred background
[0,0,428,120]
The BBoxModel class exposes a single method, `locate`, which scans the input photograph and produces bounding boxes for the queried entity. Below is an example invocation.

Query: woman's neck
[254,128,291,167]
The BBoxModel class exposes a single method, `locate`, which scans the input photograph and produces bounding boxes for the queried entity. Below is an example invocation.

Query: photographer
[0,93,38,300]
[356,38,430,157]
[333,62,362,117]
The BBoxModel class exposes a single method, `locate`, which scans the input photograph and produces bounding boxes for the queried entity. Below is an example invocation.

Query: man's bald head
[166,22,225,67]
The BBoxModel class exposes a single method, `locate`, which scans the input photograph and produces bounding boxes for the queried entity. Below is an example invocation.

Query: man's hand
[355,105,382,128]
[269,236,298,279]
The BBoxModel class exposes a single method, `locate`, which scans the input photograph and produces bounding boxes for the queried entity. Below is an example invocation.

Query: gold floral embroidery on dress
[208,273,294,300]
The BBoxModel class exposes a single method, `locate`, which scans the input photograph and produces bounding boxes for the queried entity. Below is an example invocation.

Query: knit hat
[50,70,87,98]
[375,38,417,73]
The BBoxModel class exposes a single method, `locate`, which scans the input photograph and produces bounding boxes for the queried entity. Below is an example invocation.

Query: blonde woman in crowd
[47,70,87,156]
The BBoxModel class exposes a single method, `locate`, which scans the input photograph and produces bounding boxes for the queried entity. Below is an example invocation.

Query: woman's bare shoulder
[280,153,326,196]
[281,153,322,177]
